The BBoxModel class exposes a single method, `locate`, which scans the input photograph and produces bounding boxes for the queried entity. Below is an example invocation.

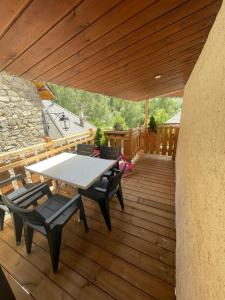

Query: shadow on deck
[0,154,176,300]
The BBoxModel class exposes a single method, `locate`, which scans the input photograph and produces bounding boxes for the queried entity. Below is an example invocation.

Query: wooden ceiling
[0,0,222,100]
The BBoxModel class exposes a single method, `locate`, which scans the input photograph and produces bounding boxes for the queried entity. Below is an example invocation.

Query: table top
[26,152,116,189]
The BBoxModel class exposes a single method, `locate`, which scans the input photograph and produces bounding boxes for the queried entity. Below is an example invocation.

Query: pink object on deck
[119,160,135,175]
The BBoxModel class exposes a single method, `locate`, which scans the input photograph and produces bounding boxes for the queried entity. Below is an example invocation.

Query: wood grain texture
[0,0,222,99]
[0,154,176,299]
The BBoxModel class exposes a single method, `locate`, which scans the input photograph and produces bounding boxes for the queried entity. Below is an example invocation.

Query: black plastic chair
[0,265,16,300]
[99,146,121,178]
[0,174,47,235]
[78,164,126,230]
[99,145,121,161]
[74,144,95,156]
[2,185,88,273]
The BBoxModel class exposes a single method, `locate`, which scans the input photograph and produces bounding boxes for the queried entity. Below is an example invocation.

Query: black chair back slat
[76,144,95,156]
[99,146,121,160]
[107,164,126,198]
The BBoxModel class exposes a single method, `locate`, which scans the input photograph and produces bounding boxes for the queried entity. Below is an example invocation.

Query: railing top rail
[0,131,91,160]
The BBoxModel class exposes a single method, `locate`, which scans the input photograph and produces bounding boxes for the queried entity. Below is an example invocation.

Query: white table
[26,152,116,190]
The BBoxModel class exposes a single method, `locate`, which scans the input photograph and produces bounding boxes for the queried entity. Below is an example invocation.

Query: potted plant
[148,115,157,133]
[113,122,124,131]
[147,115,157,154]
[94,127,103,150]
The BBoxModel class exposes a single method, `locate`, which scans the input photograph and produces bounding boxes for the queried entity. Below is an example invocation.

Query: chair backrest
[2,195,46,228]
[106,163,126,198]
[0,174,25,204]
[99,146,121,160]
[76,144,95,156]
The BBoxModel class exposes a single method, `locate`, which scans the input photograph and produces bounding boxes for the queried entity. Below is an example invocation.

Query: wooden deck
[0,155,176,300]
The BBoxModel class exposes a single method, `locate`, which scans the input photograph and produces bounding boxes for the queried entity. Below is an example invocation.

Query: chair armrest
[94,187,107,193]
[0,174,23,187]
[45,194,81,224]
[14,183,51,205]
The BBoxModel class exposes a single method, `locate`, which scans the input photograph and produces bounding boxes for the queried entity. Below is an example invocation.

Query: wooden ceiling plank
[77,48,201,96]
[0,0,222,100]
[55,10,217,86]
[8,0,155,78]
[93,80,186,100]
[85,52,200,96]
[0,0,83,71]
[35,0,220,84]
[73,31,209,90]
[89,54,200,93]
[92,61,196,96]
[100,76,188,100]
[67,18,213,89]
[25,0,188,80]
[0,0,31,39]
[4,0,122,75]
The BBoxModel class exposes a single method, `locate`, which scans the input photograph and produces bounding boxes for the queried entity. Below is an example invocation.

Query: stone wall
[0,72,45,152]
[176,1,225,299]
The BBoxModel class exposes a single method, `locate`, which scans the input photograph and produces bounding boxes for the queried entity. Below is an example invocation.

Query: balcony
[0,131,175,300]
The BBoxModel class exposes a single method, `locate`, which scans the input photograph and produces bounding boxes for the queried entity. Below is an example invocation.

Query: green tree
[94,128,103,147]
[148,115,157,133]
[48,83,182,130]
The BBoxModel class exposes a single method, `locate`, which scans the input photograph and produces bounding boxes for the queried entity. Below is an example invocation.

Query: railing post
[123,129,132,162]
[144,128,149,153]
[89,128,94,144]
[172,127,179,160]
[44,136,54,152]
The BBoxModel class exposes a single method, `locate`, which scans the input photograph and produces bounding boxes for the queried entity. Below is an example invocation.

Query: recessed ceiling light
[154,74,162,79]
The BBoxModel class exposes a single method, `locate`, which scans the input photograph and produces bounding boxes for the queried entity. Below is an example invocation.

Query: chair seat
[102,170,113,177]
[78,178,108,202]
[34,194,80,233]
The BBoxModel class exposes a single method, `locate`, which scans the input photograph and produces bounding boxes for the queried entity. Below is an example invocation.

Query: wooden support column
[144,99,149,128]
[144,99,149,153]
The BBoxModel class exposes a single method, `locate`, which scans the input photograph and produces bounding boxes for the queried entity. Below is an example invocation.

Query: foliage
[94,128,103,147]
[148,98,181,124]
[48,84,182,130]
[114,122,123,131]
[112,111,127,130]
[148,115,157,133]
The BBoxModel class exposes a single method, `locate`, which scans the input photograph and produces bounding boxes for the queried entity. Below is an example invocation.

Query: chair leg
[116,185,124,210]
[47,227,62,273]
[99,201,112,231]
[79,203,89,232]
[0,209,5,231]
[12,213,23,245]
[24,224,33,253]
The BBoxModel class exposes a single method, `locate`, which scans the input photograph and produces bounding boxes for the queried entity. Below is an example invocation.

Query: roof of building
[42,100,96,138]
[165,111,181,124]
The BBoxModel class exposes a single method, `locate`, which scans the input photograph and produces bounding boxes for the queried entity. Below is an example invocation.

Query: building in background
[165,111,181,126]
[42,100,96,139]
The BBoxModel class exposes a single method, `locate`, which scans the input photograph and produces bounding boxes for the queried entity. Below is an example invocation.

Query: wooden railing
[104,125,179,161]
[0,125,178,193]
[0,130,94,193]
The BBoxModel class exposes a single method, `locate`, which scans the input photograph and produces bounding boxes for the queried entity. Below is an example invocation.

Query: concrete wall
[0,72,45,152]
[176,1,225,299]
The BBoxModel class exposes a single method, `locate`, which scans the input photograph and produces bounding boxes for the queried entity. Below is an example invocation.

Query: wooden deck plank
[0,155,176,299]
[0,225,114,300]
